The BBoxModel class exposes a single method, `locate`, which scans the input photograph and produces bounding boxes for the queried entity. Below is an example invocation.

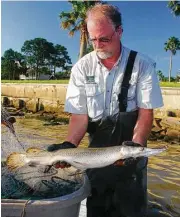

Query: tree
[157,70,165,81]
[164,37,180,82]
[48,44,72,77]
[21,38,55,80]
[1,49,25,80]
[59,0,101,59]
[85,44,94,55]
[176,71,180,81]
[168,1,180,16]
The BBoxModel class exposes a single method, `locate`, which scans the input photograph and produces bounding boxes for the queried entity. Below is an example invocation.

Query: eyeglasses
[89,31,116,45]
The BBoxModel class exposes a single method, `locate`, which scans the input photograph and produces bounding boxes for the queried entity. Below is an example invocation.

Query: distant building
[19,74,50,80]
[19,68,50,80]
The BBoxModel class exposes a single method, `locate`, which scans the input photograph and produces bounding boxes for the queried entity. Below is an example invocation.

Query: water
[148,144,180,216]
[1,116,180,216]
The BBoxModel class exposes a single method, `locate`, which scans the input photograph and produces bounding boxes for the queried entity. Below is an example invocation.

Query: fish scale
[6,145,167,171]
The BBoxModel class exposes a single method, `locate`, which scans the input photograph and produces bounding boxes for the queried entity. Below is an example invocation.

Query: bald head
[87,16,115,35]
[86,3,122,30]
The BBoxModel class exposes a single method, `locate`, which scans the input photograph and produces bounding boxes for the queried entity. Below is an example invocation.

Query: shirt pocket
[127,83,136,101]
[85,83,104,119]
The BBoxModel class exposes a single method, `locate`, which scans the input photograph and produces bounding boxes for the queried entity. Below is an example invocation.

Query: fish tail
[6,152,27,171]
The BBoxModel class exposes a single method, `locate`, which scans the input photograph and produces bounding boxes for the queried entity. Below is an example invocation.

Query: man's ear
[116,25,123,38]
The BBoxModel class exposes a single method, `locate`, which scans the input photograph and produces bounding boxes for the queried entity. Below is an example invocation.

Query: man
[48,3,163,217]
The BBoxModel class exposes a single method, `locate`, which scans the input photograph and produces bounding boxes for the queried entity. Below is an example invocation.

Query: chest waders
[86,51,148,217]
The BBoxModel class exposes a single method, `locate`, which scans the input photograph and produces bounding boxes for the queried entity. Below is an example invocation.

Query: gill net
[1,105,83,199]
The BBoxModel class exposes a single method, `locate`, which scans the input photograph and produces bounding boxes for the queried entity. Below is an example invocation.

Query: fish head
[121,145,144,159]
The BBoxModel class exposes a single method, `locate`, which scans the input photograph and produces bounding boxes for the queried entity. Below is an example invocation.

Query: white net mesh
[1,105,83,199]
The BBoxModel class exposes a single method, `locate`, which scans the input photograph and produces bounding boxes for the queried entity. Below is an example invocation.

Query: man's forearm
[66,114,89,146]
[132,108,153,146]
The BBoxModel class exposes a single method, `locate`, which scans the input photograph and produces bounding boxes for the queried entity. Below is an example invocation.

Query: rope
[21,198,31,217]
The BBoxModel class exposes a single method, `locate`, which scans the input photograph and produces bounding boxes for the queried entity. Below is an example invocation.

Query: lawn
[159,82,180,88]
[1,79,70,84]
[1,80,180,87]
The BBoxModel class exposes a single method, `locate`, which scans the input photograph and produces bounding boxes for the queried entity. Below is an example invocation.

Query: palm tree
[168,1,180,16]
[59,0,101,59]
[157,70,165,81]
[164,37,180,82]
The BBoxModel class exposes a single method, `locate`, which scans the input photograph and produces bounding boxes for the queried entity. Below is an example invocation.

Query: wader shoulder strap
[118,50,137,112]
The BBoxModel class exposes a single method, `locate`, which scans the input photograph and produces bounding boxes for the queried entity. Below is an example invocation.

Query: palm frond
[61,19,76,29]
[69,30,75,37]
[59,11,72,19]
[168,1,180,16]
[164,36,180,54]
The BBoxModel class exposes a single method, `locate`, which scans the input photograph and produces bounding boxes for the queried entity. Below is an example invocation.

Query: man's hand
[114,141,142,167]
[46,141,76,170]
[47,141,76,152]
[122,141,143,147]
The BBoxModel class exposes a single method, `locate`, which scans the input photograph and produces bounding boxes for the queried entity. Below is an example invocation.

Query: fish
[6,145,167,172]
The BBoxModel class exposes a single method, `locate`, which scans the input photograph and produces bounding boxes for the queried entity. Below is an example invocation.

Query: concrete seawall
[1,83,180,115]
[1,84,67,114]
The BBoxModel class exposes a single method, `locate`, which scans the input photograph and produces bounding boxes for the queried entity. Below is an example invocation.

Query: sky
[1,1,180,77]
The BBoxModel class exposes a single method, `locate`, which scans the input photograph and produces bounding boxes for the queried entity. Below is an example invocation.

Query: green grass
[1,79,69,84]
[160,82,180,88]
[1,80,180,87]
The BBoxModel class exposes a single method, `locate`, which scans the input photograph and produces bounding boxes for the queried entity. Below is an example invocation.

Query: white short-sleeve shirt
[64,46,163,121]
